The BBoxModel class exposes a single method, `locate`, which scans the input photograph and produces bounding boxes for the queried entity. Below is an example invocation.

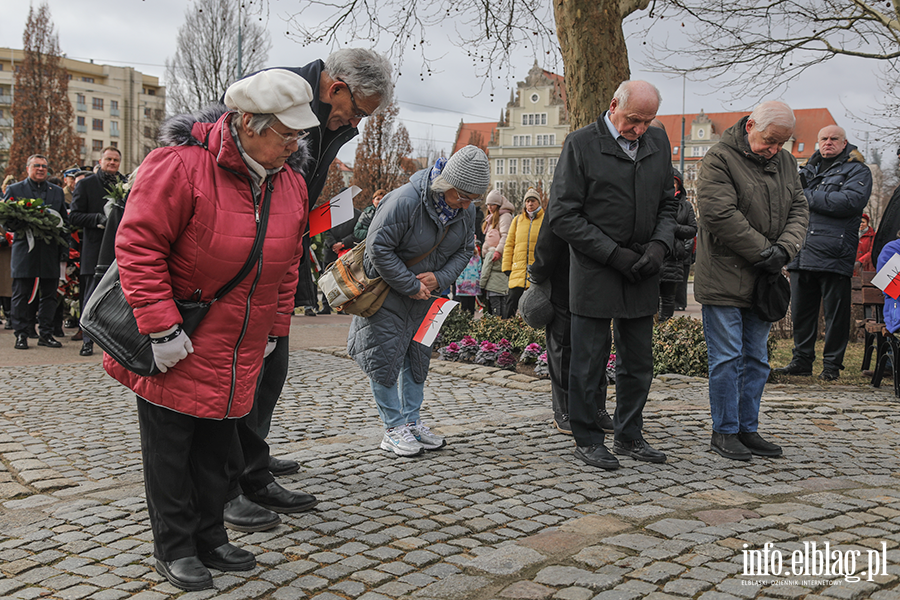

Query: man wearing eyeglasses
[2,155,69,350]
[218,49,394,533]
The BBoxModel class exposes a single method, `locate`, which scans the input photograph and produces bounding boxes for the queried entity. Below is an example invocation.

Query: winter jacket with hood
[502,206,545,289]
[104,109,308,419]
[694,116,809,307]
[660,171,698,284]
[787,143,873,277]
[482,192,515,260]
[878,238,900,333]
[857,225,875,273]
[347,168,474,387]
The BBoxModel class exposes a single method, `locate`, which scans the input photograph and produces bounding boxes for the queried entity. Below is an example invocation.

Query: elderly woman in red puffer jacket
[106,70,317,592]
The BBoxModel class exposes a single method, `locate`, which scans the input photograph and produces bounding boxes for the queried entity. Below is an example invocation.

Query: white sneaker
[380,425,424,457]
[407,420,446,450]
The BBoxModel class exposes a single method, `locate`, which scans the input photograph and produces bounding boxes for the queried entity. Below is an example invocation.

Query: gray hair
[613,80,662,109]
[324,48,394,113]
[26,154,49,169]
[749,101,795,132]
[430,174,453,194]
[236,111,277,135]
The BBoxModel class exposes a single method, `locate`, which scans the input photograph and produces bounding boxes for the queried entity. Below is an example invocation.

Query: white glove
[264,336,278,358]
[150,326,194,373]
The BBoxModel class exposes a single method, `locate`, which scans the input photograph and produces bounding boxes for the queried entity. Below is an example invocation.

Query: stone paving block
[467,544,546,575]
[499,580,556,599]
[533,566,594,586]
[418,574,490,598]
[629,561,687,584]
[663,577,715,596]
[602,533,664,551]
[552,587,593,600]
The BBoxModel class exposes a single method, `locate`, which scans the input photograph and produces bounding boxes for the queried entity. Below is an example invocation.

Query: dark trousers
[659,281,678,321]
[484,294,505,317]
[11,277,56,337]
[136,397,233,561]
[546,301,571,417]
[569,314,653,447]
[457,295,476,315]
[504,286,525,319]
[675,259,690,309]
[225,336,289,499]
[789,269,851,371]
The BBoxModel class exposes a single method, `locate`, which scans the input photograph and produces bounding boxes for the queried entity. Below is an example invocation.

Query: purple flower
[460,335,478,347]
[525,342,542,354]
[497,350,516,369]
[538,351,548,364]
[479,341,498,352]
[498,338,513,351]
[447,342,460,352]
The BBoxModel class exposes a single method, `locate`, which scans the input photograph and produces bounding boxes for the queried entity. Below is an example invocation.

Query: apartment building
[0,47,166,173]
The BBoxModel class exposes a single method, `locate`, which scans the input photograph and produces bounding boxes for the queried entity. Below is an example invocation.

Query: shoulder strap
[406,228,449,268]
[211,179,273,300]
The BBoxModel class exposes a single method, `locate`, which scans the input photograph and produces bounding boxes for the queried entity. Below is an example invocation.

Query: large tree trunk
[554,0,650,131]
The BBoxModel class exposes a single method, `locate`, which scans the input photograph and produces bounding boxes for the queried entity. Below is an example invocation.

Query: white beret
[224,69,319,131]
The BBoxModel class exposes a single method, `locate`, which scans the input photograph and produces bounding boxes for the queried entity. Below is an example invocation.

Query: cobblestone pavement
[2,348,900,600]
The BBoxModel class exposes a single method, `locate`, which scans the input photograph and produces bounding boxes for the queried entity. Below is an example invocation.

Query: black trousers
[504,286,525,319]
[546,301,571,418]
[136,397,233,561]
[225,336,289,499]
[11,277,56,337]
[658,281,678,321]
[675,258,690,309]
[789,269,851,371]
[569,314,653,447]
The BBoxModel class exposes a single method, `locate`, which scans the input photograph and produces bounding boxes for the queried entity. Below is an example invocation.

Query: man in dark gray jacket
[548,80,676,470]
[775,126,872,381]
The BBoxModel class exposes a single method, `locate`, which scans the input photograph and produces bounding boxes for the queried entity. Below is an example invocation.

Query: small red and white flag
[309,186,360,237]
[413,298,459,347]
[873,253,900,299]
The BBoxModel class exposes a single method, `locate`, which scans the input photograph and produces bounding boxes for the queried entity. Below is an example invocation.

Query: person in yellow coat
[502,187,545,318]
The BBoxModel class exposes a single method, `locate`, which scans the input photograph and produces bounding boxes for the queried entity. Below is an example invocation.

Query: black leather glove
[754,245,789,273]
[607,246,642,283]
[631,241,667,280]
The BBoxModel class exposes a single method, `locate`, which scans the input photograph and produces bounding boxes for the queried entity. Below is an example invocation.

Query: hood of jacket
[720,116,783,174]
[157,103,311,175]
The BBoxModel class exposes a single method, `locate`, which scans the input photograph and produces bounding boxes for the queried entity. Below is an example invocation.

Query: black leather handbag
[81,183,273,376]
[751,270,791,322]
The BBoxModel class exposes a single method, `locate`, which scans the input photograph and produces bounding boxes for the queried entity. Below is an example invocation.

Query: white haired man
[694,101,809,461]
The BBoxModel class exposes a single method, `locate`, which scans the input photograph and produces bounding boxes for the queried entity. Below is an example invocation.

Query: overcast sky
[0,0,890,165]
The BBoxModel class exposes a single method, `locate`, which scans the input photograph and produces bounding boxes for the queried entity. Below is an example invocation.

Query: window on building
[110,100,119,116]
[92,118,103,131]
[76,93,86,112]
[673,146,679,155]
[799,142,805,152]
[495,159,504,175]
[522,158,532,175]
[494,181,504,191]
[535,158,545,175]
[76,116,86,133]
[692,146,701,157]
[92,139,103,152]
[110,141,118,148]
[77,137,85,151]
[536,134,555,146]
[508,158,518,175]
[144,107,151,118]
[147,88,156,96]
[110,121,120,137]
[508,181,518,198]
[82,77,94,83]
[549,158,557,176]
[144,126,152,138]
[92,97,103,111]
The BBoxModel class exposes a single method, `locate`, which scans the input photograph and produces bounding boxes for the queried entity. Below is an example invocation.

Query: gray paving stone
[467,544,546,575]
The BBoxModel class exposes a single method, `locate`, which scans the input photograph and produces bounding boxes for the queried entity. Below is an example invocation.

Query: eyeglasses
[267,126,310,146]
[456,190,482,202]
[336,77,371,120]
[30,163,49,169]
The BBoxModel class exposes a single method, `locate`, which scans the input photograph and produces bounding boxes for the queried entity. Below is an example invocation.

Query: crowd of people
[0,45,894,592]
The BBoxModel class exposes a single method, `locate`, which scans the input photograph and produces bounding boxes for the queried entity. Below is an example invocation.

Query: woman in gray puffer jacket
[347,146,490,457]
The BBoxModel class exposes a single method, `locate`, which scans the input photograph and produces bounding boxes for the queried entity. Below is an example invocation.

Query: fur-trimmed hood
[157,103,311,175]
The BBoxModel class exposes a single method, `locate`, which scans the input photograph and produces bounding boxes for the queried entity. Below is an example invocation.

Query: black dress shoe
[37,334,62,348]
[14,333,28,350]
[773,361,812,377]
[818,369,839,381]
[574,444,619,470]
[198,543,256,571]
[223,495,281,532]
[155,556,213,591]
[79,340,94,356]
[710,432,752,461]
[597,408,614,433]
[737,431,783,457]
[245,481,318,513]
[613,438,667,463]
[268,455,300,476]
[3,321,13,330]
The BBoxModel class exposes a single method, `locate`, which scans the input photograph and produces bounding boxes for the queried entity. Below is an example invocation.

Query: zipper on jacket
[224,179,270,416]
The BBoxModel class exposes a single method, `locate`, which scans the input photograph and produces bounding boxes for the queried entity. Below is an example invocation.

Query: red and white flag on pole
[873,253,900,299]
[309,186,360,237]
[413,298,459,347]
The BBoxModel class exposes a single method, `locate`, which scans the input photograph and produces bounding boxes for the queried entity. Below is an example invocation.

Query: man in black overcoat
[548,80,677,470]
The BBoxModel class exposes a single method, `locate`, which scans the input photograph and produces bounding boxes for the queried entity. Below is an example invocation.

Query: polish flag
[309,186,360,237]
[413,298,459,346]
[873,253,900,299]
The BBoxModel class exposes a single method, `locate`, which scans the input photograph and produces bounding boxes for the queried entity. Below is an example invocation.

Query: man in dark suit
[69,146,126,356]
[2,154,69,350]
[548,80,677,470]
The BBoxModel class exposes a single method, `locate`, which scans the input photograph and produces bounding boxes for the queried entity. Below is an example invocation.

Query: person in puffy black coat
[658,170,697,321]
[777,126,873,381]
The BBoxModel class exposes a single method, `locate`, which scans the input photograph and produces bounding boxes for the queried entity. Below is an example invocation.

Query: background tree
[5,2,79,181]
[285,0,651,131]
[642,0,900,138]
[165,0,272,115]
[351,102,416,208]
